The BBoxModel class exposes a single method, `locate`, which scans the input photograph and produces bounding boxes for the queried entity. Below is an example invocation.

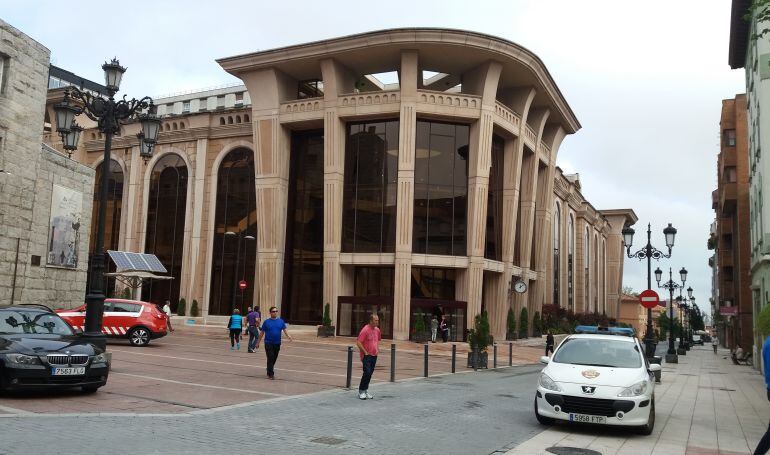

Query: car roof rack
[574,325,635,337]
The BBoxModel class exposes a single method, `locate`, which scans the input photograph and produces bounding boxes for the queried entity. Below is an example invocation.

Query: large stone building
[709,95,752,352]
[0,19,93,307]
[47,29,636,341]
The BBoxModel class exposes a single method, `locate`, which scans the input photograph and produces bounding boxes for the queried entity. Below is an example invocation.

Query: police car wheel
[637,398,655,435]
[534,396,554,425]
[128,327,151,347]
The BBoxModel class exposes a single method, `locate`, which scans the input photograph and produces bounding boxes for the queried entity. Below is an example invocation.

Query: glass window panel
[88,160,123,297]
[485,135,504,261]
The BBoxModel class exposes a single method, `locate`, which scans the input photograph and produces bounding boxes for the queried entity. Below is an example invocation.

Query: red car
[57,299,168,347]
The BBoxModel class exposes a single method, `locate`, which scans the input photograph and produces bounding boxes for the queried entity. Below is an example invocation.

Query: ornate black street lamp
[656,266,687,363]
[54,59,160,346]
[622,223,677,359]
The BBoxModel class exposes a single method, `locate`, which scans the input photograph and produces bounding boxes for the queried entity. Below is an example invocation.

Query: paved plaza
[1,331,767,454]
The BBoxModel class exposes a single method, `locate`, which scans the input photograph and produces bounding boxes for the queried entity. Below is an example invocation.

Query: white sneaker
[365,391,373,399]
[358,392,367,400]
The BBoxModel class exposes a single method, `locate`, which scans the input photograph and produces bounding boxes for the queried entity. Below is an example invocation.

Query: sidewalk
[504,345,770,455]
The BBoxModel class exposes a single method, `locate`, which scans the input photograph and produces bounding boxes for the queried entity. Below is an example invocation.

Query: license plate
[51,367,85,376]
[569,413,606,424]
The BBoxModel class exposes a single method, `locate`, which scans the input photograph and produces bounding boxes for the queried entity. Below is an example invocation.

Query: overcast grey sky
[4,0,745,318]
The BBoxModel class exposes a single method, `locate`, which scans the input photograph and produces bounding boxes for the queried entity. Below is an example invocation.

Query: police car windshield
[0,310,74,336]
[552,338,642,368]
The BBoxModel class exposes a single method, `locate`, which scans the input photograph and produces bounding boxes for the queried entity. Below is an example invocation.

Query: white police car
[534,326,661,435]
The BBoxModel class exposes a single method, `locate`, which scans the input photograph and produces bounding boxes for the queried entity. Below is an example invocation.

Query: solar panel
[107,250,167,273]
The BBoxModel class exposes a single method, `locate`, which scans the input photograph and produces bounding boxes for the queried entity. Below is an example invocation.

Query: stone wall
[0,19,93,308]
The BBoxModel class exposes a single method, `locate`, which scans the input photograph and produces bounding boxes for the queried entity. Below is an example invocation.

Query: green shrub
[506,307,516,336]
[322,303,333,327]
[414,312,426,333]
[177,298,186,316]
[533,311,542,336]
[468,311,492,352]
[121,288,131,299]
[519,307,529,338]
[190,299,199,317]
[757,303,770,336]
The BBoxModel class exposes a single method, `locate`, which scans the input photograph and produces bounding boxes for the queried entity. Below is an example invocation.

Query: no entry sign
[639,289,660,309]
[239,280,247,290]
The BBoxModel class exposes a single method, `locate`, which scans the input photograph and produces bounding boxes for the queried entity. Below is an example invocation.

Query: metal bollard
[451,344,456,373]
[493,343,498,369]
[390,343,396,382]
[345,346,353,389]
[509,342,513,366]
[424,343,429,377]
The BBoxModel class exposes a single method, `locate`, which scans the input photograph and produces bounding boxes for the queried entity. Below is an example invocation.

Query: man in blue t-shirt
[256,306,293,379]
[753,335,770,455]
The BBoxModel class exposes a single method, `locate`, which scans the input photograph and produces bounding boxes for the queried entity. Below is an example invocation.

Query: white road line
[109,348,378,381]
[110,372,287,397]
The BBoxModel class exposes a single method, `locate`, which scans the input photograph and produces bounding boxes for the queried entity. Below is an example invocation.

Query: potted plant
[506,307,517,341]
[177,298,187,316]
[317,303,335,337]
[519,307,529,339]
[412,312,430,342]
[190,299,199,317]
[533,311,542,337]
[467,311,491,368]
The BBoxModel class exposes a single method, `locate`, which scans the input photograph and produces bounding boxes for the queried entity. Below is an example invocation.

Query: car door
[104,301,141,337]
[57,304,88,331]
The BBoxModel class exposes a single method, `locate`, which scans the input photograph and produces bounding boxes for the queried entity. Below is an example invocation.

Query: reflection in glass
[142,154,188,308]
[342,120,399,253]
[209,148,257,316]
[485,135,504,260]
[88,159,123,298]
[283,130,324,324]
[413,121,468,256]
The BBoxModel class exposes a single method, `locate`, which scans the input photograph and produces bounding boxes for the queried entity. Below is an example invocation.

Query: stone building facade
[48,29,636,341]
[0,19,93,307]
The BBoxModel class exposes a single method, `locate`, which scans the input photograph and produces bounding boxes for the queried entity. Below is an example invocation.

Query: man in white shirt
[712,336,718,354]
[162,300,174,332]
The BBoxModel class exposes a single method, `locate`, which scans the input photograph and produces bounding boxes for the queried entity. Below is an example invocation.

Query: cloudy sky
[5,1,745,319]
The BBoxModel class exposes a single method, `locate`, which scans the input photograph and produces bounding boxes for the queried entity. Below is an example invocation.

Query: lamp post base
[81,332,107,351]
[665,353,679,363]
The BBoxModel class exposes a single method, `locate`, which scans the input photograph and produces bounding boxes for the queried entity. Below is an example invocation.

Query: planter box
[412,332,430,343]
[467,350,488,369]
[506,332,518,341]
[317,326,336,337]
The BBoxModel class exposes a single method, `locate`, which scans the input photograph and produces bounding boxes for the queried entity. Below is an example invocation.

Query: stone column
[186,138,208,309]
[393,50,418,340]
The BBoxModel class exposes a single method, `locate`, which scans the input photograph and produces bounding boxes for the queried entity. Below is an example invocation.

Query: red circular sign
[639,289,660,309]
[239,280,247,290]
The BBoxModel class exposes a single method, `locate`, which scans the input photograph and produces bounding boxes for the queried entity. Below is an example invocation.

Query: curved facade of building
[46,29,636,341]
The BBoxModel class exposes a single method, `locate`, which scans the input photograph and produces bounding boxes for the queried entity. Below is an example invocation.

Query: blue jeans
[247,326,259,351]
[359,355,377,392]
[755,389,770,454]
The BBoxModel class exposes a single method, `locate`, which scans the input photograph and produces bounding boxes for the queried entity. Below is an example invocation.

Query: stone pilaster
[186,138,208,306]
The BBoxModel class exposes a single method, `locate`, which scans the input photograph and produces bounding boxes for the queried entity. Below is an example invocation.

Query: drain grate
[310,437,346,446]
[546,447,602,455]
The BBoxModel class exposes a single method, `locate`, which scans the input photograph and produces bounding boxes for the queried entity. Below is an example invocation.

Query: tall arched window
[88,159,123,297]
[142,154,188,307]
[584,227,590,312]
[567,213,575,311]
[553,202,561,306]
[209,148,257,316]
[594,233,599,314]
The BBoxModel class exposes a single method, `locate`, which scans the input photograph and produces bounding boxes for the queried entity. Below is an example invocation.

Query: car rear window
[0,310,74,335]
[552,337,642,369]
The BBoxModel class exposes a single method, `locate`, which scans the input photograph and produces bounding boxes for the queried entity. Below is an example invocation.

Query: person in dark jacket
[545,330,555,356]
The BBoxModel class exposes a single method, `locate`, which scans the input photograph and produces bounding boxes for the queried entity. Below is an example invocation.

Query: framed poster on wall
[47,184,83,268]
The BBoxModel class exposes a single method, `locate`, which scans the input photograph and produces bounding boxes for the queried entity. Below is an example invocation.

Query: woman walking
[228,308,243,350]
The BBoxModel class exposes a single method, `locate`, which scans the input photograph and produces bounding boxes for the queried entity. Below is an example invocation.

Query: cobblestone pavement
[0,364,545,455]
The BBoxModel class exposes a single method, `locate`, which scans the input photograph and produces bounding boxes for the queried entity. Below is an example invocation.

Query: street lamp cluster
[622,223,677,359]
[675,287,695,354]
[53,59,161,344]
[655,267,688,363]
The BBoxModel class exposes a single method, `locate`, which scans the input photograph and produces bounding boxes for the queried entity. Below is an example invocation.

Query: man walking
[712,335,719,354]
[752,334,770,454]
[256,306,292,379]
[545,330,555,356]
[162,300,174,332]
[246,306,261,353]
[356,313,381,400]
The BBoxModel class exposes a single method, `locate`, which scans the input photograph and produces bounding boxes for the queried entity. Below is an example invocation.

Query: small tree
[121,288,132,299]
[506,307,516,339]
[519,307,529,338]
[414,312,426,334]
[757,303,770,337]
[533,311,542,337]
[177,298,186,316]
[468,311,492,352]
[190,299,199,317]
[322,303,333,327]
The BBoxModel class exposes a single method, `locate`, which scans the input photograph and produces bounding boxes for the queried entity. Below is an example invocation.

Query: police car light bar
[574,325,635,337]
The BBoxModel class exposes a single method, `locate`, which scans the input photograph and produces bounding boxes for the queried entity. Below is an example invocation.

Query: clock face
[514,281,527,293]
